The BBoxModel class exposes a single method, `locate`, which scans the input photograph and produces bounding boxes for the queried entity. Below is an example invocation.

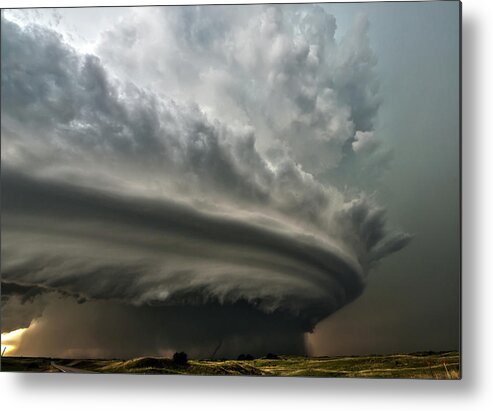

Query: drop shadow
[460,7,480,395]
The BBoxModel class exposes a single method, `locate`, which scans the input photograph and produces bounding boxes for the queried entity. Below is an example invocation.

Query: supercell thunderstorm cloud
[1,5,411,358]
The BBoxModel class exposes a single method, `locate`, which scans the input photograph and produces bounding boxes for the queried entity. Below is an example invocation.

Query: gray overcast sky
[1,1,460,358]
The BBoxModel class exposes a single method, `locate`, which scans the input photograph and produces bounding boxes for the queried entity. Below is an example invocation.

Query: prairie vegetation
[1,351,460,379]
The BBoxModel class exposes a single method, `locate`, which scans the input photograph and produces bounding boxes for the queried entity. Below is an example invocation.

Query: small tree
[173,351,188,365]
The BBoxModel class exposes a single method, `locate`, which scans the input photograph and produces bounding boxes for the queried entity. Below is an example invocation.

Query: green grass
[0,351,460,379]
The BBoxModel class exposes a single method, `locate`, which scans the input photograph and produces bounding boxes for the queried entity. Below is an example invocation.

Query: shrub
[172,351,188,365]
[265,353,279,360]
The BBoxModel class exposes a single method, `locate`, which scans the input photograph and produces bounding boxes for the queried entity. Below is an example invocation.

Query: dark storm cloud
[2,281,49,304]
[1,10,410,357]
[10,297,307,359]
[1,280,83,304]
[1,168,365,325]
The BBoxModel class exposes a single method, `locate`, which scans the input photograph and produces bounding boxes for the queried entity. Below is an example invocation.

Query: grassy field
[0,351,460,379]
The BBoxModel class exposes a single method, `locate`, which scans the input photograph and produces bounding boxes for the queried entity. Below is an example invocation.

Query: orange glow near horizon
[1,327,28,356]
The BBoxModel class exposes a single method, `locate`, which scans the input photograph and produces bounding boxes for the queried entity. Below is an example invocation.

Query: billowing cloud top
[1,6,410,358]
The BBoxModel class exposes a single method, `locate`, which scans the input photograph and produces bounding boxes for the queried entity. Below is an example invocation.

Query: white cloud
[352,130,379,153]
[94,5,381,174]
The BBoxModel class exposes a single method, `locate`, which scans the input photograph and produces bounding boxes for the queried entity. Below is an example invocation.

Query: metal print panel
[0,1,461,378]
